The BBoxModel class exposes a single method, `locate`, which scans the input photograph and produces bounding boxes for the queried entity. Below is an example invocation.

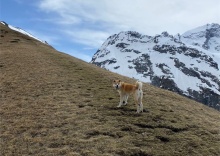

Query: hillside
[0,23,220,156]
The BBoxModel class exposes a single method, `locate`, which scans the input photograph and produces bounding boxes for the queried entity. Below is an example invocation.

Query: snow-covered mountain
[0,21,47,44]
[91,23,220,110]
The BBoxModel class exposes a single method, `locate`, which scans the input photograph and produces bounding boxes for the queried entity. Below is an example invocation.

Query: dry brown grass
[0,23,220,156]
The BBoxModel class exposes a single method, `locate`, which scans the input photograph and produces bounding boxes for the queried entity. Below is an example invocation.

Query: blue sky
[1,0,219,62]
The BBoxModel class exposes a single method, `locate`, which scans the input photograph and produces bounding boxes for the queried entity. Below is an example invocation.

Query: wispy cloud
[63,29,110,48]
[38,0,220,35]
[33,0,220,61]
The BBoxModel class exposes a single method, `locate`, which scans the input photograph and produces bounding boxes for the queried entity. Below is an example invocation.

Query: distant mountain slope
[181,23,220,54]
[1,22,220,156]
[0,21,47,44]
[91,24,220,110]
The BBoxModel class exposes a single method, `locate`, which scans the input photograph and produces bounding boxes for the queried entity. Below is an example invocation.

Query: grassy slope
[0,24,219,156]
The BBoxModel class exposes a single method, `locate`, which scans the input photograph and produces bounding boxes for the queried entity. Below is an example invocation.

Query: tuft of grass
[1,23,220,156]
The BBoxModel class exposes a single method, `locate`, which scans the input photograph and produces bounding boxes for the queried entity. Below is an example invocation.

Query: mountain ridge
[91,23,220,110]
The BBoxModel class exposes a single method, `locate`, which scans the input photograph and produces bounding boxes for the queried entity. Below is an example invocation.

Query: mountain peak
[181,23,220,53]
[182,23,220,36]
[207,23,220,28]
[161,31,170,37]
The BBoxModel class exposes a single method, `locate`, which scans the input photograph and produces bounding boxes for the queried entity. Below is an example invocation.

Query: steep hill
[0,23,220,156]
[91,24,220,110]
